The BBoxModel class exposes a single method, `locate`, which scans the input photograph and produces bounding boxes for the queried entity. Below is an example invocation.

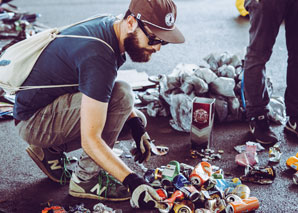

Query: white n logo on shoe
[289,121,297,131]
[48,160,62,170]
[90,183,107,196]
[249,125,255,134]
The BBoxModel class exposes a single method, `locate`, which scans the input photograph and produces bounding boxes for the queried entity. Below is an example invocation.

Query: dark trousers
[243,0,298,118]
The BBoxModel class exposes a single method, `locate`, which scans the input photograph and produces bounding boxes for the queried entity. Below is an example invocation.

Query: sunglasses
[134,17,169,46]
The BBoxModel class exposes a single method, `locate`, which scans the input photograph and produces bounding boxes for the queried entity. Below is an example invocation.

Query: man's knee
[112,81,134,110]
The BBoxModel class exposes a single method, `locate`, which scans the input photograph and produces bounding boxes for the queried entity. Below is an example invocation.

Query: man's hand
[130,132,151,163]
[130,184,166,209]
[123,173,166,210]
[126,117,151,163]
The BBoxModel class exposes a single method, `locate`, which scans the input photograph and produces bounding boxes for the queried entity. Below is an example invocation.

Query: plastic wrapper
[209,77,236,97]
[234,141,265,153]
[235,151,258,167]
[235,143,259,167]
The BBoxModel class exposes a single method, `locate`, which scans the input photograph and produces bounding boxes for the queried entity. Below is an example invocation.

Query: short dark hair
[123,9,131,19]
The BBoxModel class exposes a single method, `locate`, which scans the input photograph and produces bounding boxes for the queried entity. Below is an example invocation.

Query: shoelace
[98,170,119,198]
[59,153,72,185]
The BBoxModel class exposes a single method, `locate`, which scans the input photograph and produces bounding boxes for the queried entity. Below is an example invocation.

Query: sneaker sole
[69,190,130,201]
[285,125,298,136]
[26,147,61,183]
[255,138,276,145]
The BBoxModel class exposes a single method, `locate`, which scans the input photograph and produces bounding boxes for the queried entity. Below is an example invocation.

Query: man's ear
[126,15,138,33]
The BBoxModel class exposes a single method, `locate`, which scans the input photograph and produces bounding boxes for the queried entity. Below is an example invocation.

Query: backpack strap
[58,14,110,32]
[55,34,114,53]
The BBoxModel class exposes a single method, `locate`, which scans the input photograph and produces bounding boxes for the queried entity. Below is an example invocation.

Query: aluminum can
[225,194,242,203]
[173,203,192,213]
[225,197,260,213]
[161,160,180,186]
[190,161,212,186]
[173,174,200,202]
[195,209,212,213]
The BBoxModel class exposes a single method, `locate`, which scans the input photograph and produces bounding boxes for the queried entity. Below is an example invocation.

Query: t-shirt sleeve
[77,50,117,103]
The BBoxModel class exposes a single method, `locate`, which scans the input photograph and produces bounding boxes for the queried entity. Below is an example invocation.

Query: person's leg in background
[284,0,298,136]
[243,0,286,144]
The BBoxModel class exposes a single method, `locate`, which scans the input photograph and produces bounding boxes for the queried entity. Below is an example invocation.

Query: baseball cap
[129,0,185,44]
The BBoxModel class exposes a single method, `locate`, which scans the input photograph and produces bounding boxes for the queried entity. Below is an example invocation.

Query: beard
[124,31,156,62]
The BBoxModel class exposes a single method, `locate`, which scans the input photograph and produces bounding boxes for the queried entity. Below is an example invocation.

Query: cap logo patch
[165,13,175,27]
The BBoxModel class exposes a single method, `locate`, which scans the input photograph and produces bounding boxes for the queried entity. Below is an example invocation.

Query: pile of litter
[141,160,266,213]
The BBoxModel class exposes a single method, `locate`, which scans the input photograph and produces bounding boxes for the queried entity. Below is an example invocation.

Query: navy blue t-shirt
[13,15,126,120]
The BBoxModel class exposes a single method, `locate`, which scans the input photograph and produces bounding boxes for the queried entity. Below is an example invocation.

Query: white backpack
[0,15,115,94]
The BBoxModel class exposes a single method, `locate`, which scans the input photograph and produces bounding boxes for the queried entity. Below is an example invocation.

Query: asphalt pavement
[0,0,297,212]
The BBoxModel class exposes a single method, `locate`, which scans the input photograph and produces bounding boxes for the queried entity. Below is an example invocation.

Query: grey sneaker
[249,115,278,144]
[69,170,131,201]
[26,145,72,184]
[285,116,298,136]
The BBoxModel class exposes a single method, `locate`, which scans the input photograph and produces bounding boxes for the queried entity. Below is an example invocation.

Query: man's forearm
[82,135,133,182]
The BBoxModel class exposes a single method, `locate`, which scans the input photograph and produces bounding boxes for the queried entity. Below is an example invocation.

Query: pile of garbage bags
[138,52,286,132]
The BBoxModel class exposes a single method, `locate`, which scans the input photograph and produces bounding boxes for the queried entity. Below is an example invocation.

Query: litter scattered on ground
[190,148,223,162]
